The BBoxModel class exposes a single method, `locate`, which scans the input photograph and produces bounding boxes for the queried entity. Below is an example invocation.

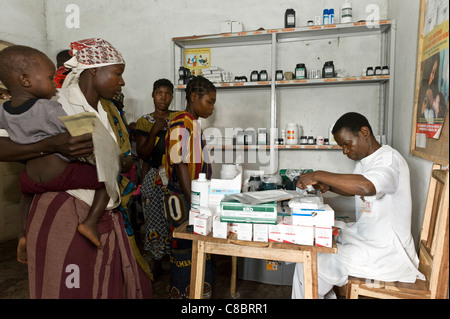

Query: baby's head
[0,45,56,100]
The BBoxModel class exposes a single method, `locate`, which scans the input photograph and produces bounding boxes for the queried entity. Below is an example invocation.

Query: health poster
[415,0,449,139]
[184,48,211,75]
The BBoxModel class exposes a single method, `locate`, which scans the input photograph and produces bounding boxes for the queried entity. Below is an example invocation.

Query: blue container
[323,9,329,25]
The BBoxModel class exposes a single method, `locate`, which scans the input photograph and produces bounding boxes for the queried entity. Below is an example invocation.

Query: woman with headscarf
[6,38,153,298]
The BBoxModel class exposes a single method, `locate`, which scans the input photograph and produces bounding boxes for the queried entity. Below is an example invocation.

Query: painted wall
[0,0,47,51]
[388,0,436,243]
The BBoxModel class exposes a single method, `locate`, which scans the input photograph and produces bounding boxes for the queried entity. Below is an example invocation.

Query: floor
[0,235,293,299]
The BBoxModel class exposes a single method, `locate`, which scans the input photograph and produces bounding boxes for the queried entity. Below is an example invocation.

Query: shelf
[206,144,342,150]
[172,20,392,49]
[176,76,390,90]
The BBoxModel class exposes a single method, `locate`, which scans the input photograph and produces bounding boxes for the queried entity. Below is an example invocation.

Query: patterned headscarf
[62,38,125,88]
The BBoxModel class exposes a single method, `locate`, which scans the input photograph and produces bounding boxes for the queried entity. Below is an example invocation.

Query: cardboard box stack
[189,170,336,248]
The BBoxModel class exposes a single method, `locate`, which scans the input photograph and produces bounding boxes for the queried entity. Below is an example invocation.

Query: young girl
[136,79,176,276]
[164,76,216,299]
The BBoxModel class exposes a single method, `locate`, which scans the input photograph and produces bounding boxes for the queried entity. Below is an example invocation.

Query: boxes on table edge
[290,203,335,248]
[220,198,278,225]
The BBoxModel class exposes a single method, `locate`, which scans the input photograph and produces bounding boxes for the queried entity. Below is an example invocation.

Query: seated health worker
[293,112,425,299]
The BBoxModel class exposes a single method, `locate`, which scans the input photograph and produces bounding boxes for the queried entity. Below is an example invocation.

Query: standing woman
[164,76,216,299]
[11,38,152,298]
[136,79,176,276]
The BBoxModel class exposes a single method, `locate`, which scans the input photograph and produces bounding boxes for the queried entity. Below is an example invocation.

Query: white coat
[293,145,425,298]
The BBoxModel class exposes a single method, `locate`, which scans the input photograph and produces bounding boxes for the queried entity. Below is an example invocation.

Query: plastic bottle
[329,9,335,24]
[323,9,330,25]
[191,173,210,211]
[329,125,338,145]
[341,3,353,23]
[286,123,299,145]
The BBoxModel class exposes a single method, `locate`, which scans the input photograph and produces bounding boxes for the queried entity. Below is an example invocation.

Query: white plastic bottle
[191,173,210,211]
[329,125,338,145]
[286,123,299,145]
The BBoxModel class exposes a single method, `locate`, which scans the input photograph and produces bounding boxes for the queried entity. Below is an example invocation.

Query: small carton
[189,209,199,225]
[194,214,212,236]
[315,226,333,248]
[268,217,284,242]
[209,173,242,212]
[229,222,238,234]
[231,20,244,33]
[292,204,335,227]
[237,223,253,241]
[221,20,232,33]
[253,224,269,242]
[213,215,230,239]
[282,217,314,246]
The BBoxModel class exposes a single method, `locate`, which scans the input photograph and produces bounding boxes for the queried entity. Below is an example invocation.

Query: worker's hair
[153,78,174,93]
[185,76,216,101]
[0,45,45,88]
[332,112,374,136]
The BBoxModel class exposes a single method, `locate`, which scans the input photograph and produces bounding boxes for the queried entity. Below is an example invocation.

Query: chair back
[418,164,449,299]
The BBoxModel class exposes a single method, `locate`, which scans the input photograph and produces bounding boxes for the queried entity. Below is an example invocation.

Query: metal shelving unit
[171,20,396,171]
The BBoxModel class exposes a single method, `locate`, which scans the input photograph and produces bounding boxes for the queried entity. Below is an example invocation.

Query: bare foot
[17,236,27,264]
[77,223,102,249]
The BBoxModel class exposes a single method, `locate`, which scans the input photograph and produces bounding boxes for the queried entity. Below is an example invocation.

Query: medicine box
[268,217,284,242]
[213,215,230,239]
[220,198,277,224]
[292,204,335,227]
[194,214,212,236]
[282,216,314,246]
[209,173,242,211]
[221,20,232,33]
[253,224,269,242]
[231,20,243,33]
[315,226,333,248]
[237,223,253,241]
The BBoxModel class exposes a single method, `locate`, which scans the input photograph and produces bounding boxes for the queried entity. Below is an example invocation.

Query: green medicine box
[220,199,278,224]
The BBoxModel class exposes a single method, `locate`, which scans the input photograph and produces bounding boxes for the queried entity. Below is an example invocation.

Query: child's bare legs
[77,186,109,249]
[17,195,33,264]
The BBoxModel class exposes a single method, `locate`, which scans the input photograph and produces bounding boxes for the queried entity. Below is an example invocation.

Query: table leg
[302,251,319,299]
[230,256,237,297]
[189,240,206,299]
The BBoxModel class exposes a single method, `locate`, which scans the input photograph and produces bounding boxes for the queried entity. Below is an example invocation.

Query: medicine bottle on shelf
[322,61,335,78]
[285,9,296,28]
[295,64,307,79]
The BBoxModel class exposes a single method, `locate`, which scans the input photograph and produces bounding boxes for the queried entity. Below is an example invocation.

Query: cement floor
[0,237,292,299]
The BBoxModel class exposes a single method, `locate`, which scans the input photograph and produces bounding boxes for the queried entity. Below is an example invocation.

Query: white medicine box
[221,20,232,33]
[194,214,212,236]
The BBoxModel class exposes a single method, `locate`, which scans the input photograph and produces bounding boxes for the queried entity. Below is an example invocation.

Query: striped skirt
[26,191,153,299]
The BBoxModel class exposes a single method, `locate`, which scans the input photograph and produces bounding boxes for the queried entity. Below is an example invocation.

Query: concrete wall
[0,0,47,51]
[388,0,436,243]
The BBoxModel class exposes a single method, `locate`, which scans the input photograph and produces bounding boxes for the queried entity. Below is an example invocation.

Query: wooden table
[173,222,337,299]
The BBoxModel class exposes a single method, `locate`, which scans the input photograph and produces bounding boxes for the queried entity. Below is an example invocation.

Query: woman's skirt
[164,182,215,299]
[26,191,153,299]
[141,167,171,260]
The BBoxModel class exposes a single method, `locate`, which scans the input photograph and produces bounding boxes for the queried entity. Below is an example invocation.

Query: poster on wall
[184,48,211,76]
[415,0,449,140]
[411,0,449,166]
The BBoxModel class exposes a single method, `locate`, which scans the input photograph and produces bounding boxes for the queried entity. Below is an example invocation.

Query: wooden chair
[346,163,449,299]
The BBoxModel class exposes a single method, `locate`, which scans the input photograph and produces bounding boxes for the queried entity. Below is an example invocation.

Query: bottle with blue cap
[323,9,329,25]
[329,9,335,24]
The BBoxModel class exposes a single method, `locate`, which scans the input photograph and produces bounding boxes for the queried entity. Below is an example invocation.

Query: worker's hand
[296,172,318,189]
